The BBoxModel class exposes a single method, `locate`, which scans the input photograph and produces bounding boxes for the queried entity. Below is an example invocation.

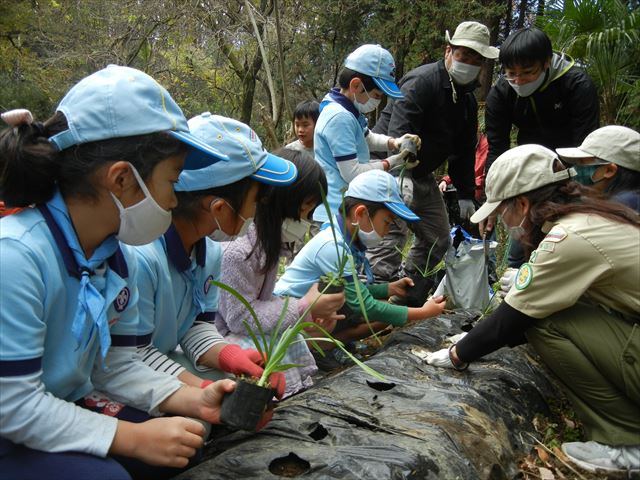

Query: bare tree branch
[245,0,277,122]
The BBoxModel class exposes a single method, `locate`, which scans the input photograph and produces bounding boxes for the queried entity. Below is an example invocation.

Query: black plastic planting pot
[220,379,275,431]
[318,279,344,294]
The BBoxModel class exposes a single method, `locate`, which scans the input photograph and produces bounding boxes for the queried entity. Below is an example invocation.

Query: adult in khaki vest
[426,144,640,474]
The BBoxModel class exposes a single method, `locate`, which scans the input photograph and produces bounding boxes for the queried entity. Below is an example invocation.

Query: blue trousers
[0,402,195,480]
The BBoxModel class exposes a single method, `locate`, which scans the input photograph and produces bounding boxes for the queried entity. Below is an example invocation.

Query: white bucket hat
[445,21,499,59]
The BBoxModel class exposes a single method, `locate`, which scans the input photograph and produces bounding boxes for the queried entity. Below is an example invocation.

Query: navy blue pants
[0,402,196,480]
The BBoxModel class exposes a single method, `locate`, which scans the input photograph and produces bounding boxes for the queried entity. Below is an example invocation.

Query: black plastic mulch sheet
[175,312,559,480]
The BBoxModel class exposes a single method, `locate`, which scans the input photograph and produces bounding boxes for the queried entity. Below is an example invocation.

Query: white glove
[393,133,421,152]
[446,332,468,344]
[425,348,455,368]
[458,199,476,219]
[396,176,414,204]
[496,267,518,299]
[387,149,419,171]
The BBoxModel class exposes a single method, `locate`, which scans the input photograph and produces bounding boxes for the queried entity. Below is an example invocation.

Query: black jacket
[372,60,477,199]
[485,53,599,172]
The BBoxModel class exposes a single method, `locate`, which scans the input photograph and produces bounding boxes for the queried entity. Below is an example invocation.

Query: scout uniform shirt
[312,88,372,222]
[132,224,224,375]
[0,192,181,456]
[274,216,409,326]
[505,213,640,319]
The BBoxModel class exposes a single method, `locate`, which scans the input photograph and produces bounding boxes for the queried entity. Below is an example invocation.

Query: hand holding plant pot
[212,279,385,431]
[195,378,237,425]
[302,283,346,322]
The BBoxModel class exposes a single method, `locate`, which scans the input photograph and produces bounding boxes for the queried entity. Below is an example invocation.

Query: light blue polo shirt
[133,224,222,353]
[313,88,371,222]
[274,216,355,298]
[0,204,139,402]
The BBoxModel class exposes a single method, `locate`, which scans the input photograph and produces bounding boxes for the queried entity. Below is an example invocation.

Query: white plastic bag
[433,227,496,311]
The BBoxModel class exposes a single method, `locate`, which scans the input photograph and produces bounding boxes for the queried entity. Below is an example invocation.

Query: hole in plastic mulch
[366,381,396,391]
[268,452,311,477]
[308,423,328,441]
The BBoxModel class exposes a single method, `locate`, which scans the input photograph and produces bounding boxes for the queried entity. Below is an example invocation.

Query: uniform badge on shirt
[544,225,567,243]
[204,275,214,295]
[114,287,130,312]
[538,241,556,253]
[515,263,533,290]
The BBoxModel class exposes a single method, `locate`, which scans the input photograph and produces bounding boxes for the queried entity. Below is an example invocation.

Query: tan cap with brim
[556,125,640,172]
[445,21,499,59]
[471,144,576,223]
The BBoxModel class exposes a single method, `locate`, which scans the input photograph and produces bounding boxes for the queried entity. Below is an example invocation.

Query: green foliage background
[1,0,638,147]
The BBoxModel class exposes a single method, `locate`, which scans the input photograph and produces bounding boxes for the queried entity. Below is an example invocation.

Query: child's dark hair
[173,176,261,222]
[342,197,387,218]
[0,112,186,207]
[337,68,377,92]
[499,27,552,69]
[253,148,327,273]
[293,100,320,123]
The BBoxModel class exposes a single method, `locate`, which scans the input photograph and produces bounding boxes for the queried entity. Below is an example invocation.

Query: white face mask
[110,163,171,246]
[448,59,481,85]
[281,218,310,243]
[209,198,253,242]
[508,70,546,97]
[352,210,382,248]
[355,86,381,114]
[500,206,527,240]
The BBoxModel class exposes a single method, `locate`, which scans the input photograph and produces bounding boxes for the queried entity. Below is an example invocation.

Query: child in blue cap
[275,170,447,352]
[0,66,249,479]
[131,113,298,399]
[313,44,422,223]
[216,148,345,397]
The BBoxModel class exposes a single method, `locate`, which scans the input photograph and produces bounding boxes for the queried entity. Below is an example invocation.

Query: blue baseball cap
[345,170,419,222]
[48,65,228,169]
[344,44,403,99]
[174,113,298,192]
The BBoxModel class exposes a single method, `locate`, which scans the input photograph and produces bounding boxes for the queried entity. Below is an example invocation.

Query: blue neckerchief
[322,88,368,131]
[163,224,207,313]
[336,215,374,284]
[40,190,120,366]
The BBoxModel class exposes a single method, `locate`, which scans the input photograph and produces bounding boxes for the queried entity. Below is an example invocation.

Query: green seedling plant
[210,280,385,387]
[394,238,445,280]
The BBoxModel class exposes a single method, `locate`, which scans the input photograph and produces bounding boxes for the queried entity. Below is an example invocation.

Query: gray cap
[471,144,575,223]
[556,126,640,172]
[445,21,499,59]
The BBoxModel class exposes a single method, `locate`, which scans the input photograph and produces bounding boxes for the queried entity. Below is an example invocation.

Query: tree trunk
[516,0,528,29]
[478,1,502,102]
[504,0,513,38]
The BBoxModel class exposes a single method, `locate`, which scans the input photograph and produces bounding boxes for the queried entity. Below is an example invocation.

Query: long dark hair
[503,162,639,255]
[252,148,327,273]
[0,111,185,207]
